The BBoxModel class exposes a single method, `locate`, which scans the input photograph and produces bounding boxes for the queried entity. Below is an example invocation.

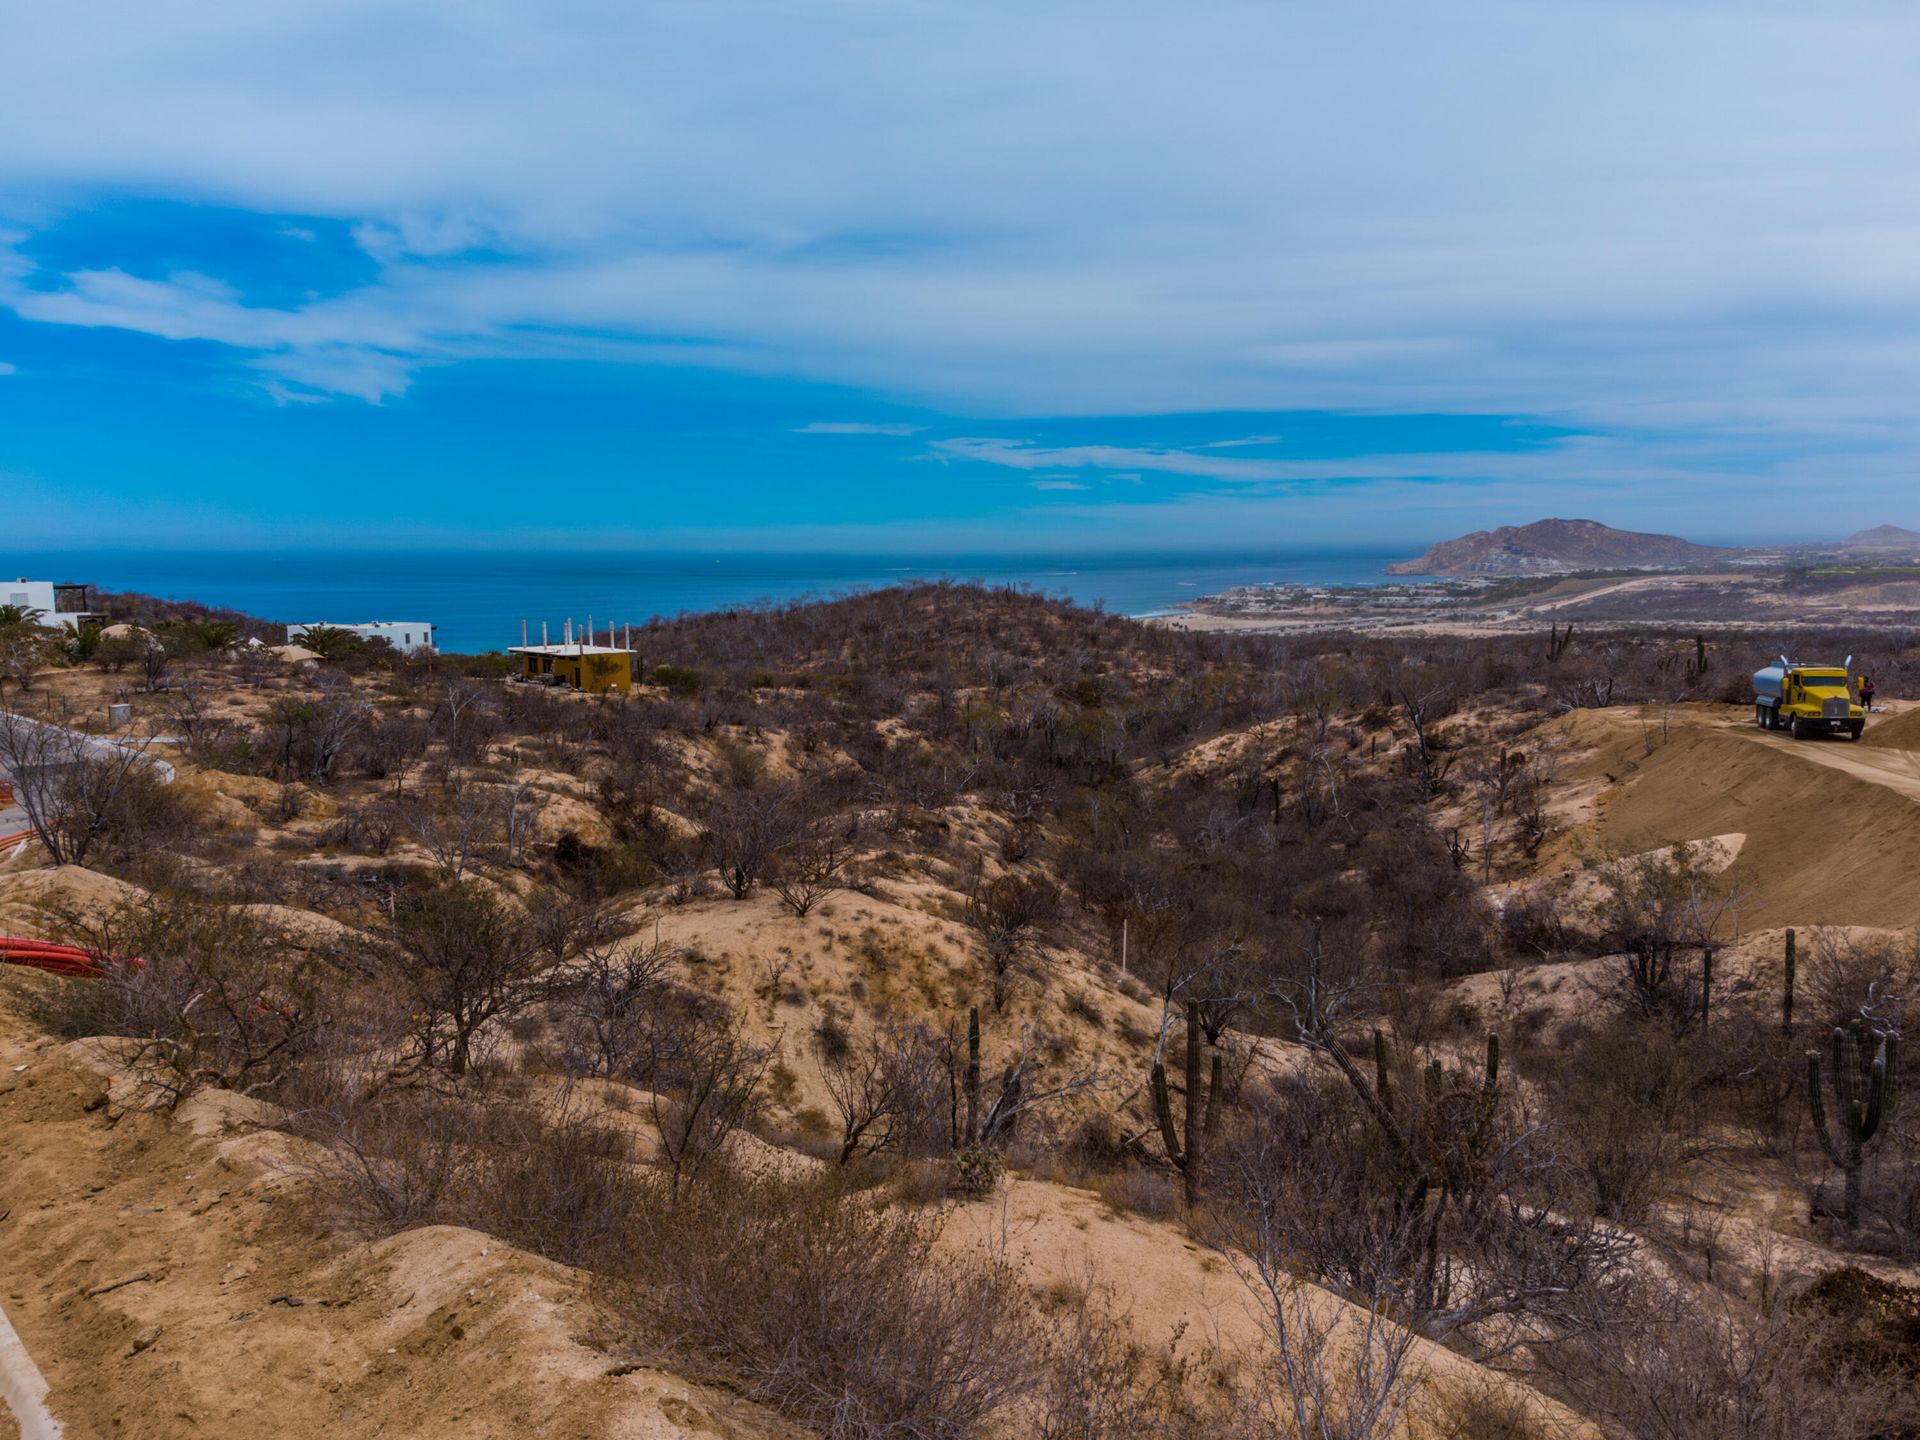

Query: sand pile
[1598,726,1920,929]
[1861,707,1920,751]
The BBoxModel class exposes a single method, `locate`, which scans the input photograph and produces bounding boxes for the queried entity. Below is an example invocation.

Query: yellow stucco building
[508,643,634,693]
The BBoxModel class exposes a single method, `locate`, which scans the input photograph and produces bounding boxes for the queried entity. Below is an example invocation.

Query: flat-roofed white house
[290,620,438,654]
[5,578,105,632]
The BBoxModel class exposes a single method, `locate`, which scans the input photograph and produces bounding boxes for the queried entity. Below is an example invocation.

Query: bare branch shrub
[0,706,167,866]
[645,1008,773,1200]
[1593,841,1741,1031]
[963,869,1060,1009]
[383,879,550,1076]
[36,893,330,1105]
[614,1171,1041,1439]
[769,819,861,917]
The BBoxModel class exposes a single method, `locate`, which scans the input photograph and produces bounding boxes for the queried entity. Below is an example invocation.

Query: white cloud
[793,422,925,436]
[0,361,16,375]
[0,0,1915,495]
[934,436,1301,482]
[1030,479,1088,491]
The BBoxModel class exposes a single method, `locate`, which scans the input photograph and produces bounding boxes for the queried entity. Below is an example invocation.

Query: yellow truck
[1752,657,1865,740]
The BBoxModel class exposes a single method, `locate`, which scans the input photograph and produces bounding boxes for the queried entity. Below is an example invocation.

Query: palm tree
[0,603,46,627]
[292,624,360,661]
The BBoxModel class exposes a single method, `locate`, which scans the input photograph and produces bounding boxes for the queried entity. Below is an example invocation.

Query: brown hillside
[1387,517,1728,576]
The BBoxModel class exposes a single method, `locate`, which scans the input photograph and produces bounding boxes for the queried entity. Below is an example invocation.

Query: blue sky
[4,1,1919,552]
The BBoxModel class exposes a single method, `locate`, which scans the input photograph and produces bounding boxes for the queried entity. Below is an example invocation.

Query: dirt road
[1732,725,1920,804]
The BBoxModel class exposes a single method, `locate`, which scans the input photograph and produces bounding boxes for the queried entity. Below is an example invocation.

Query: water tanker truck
[1752,656,1864,740]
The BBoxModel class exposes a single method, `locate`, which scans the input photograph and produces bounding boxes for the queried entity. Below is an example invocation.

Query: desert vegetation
[5,582,1920,1438]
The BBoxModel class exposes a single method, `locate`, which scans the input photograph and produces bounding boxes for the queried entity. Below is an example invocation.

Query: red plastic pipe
[0,936,113,978]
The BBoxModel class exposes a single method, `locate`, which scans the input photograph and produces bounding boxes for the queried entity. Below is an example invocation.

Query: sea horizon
[8,545,1415,654]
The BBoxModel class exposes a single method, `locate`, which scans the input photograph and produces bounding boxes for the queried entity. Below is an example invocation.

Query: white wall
[292,621,437,654]
[4,580,80,632]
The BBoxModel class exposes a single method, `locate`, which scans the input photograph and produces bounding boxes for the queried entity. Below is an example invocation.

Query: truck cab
[1753,660,1865,740]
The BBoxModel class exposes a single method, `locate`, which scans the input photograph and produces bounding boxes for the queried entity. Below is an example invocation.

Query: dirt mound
[942,1179,1587,1435]
[1597,726,1920,929]
[0,993,799,1440]
[175,770,339,820]
[1861,707,1920,751]
[0,867,147,935]
[238,904,366,952]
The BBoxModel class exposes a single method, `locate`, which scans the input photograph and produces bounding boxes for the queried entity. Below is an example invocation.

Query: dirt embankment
[0,985,796,1440]
[1861,706,1920,751]
[1590,719,1920,930]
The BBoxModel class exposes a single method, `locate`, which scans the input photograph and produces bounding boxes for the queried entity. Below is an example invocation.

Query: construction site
[3,591,1920,1439]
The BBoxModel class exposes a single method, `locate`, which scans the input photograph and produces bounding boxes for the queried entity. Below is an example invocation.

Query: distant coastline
[7,546,1412,654]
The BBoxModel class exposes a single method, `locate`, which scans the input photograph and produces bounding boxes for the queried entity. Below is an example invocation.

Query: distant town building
[290,621,438,654]
[5,579,104,632]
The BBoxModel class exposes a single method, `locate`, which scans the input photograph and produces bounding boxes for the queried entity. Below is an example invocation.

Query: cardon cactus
[1806,1025,1900,1229]
[1150,1008,1222,1209]
[1782,929,1797,1033]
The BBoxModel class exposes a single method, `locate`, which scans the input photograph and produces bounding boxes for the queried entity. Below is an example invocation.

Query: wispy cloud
[1030,478,1088,490]
[793,422,925,436]
[0,361,16,376]
[933,437,1297,482]
[2,1,1919,531]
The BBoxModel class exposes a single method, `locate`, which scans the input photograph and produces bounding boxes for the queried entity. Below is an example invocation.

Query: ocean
[11,548,1409,654]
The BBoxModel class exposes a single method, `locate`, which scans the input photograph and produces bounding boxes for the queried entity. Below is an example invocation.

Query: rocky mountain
[1386,518,1730,576]
[1843,524,1920,548]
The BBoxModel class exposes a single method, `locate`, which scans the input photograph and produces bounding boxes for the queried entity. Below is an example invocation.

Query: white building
[5,578,103,632]
[290,620,438,654]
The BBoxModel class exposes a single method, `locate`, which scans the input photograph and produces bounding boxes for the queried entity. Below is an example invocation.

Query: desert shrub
[1539,1279,1918,1440]
[1802,928,1920,1035]
[613,1171,1039,1439]
[1554,1017,1706,1223]
[650,663,700,694]
[1424,1380,1560,1440]
[1032,1274,1221,1439]
[307,1086,637,1267]
[1093,1166,1180,1220]
[950,1143,1007,1197]
[1794,1267,1920,1383]
[28,892,332,1105]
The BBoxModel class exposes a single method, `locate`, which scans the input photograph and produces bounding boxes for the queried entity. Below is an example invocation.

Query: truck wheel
[1851,722,1865,741]
[1791,717,1807,740]
[1755,704,1767,728]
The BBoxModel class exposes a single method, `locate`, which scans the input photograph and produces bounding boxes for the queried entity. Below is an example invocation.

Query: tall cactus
[962,1005,981,1146]
[1782,929,1797,1033]
[1150,1006,1222,1208]
[1687,635,1709,680]
[1363,1031,1501,1315]
[1548,623,1575,663]
[1806,1024,1900,1228]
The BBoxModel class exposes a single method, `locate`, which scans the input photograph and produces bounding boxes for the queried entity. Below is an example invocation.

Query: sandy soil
[0,980,800,1440]
[941,1181,1590,1436]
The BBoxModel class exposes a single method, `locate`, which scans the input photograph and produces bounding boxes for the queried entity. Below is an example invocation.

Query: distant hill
[1386,518,1730,577]
[1844,524,1920,548]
